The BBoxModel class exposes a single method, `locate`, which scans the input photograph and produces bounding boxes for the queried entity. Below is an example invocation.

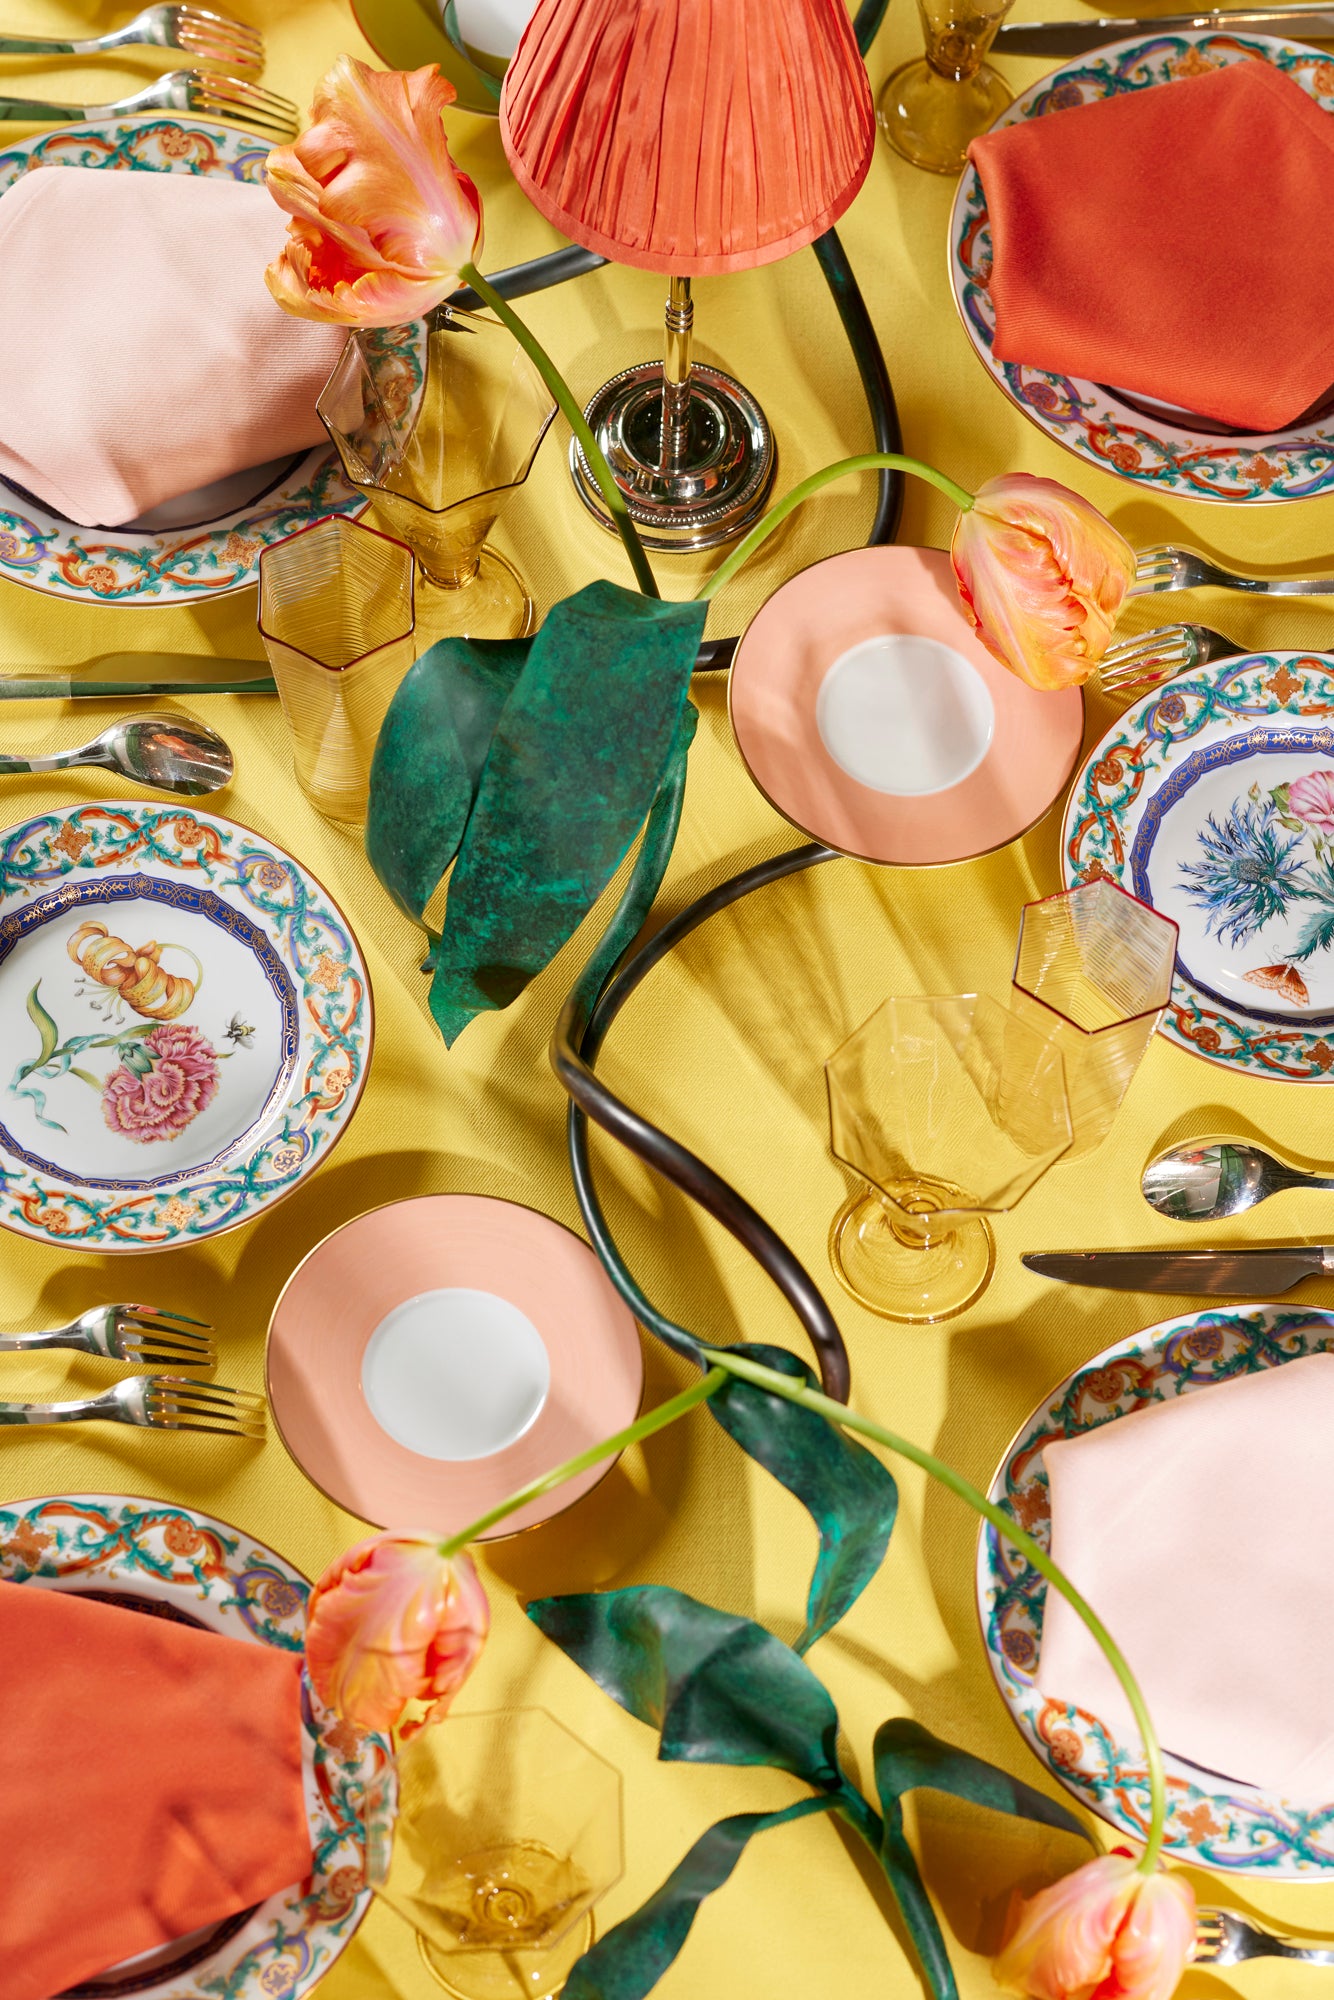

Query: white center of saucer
[814,633,995,796]
[361,1287,550,1462]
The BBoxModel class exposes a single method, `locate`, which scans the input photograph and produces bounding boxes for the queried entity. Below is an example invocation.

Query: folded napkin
[0,166,347,528]
[0,1580,312,2000]
[969,61,1334,434]
[1037,1351,1334,1799]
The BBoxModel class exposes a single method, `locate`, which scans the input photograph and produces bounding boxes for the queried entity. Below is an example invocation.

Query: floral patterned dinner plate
[0,800,371,1249]
[978,1305,1334,1876]
[1061,653,1334,1080]
[0,1492,393,1996]
[0,116,368,606]
[948,32,1334,501]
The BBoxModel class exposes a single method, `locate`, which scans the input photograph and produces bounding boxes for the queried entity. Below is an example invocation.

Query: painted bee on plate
[223,1012,256,1049]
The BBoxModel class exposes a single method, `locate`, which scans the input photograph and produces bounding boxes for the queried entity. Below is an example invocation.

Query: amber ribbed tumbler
[257,517,415,825]
[1011,878,1179,1160]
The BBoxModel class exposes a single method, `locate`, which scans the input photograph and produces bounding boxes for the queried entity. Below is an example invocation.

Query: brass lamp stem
[661,274,693,473]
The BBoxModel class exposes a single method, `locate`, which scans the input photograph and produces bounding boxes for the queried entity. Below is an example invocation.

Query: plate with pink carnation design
[0,799,371,1250]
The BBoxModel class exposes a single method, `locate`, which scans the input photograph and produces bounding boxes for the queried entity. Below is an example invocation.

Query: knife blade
[0,657,276,700]
[1022,1246,1334,1294]
[996,7,1334,56]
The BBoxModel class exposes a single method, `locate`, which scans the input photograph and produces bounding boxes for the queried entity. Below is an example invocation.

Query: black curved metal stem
[553,834,851,1403]
[450,245,608,312]
[811,230,904,548]
[854,0,893,51]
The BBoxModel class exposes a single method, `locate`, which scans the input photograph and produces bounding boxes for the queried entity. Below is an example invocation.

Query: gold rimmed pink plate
[728,544,1085,866]
[266,1195,644,1536]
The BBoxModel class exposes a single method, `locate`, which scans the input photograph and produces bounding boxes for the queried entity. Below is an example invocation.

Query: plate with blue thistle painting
[948,32,1334,502]
[1062,653,1334,1080]
[0,1491,394,1996]
[0,119,416,607]
[978,1305,1334,1876]
[0,800,371,1249]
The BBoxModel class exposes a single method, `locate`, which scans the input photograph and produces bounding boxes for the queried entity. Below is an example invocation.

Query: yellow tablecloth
[2,3,1333,1995]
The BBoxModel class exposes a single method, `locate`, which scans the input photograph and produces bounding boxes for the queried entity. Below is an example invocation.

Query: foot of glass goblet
[828,1178,995,1323]
[416,1910,596,2000]
[876,57,1012,175]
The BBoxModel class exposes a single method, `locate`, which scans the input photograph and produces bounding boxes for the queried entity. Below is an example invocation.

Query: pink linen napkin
[1037,1350,1334,1799]
[0,165,348,528]
[968,61,1334,434]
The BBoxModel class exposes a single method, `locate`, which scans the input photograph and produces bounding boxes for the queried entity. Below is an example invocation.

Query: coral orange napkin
[0,166,346,528]
[969,61,1334,433]
[1037,1351,1334,1799]
[0,1581,312,2000]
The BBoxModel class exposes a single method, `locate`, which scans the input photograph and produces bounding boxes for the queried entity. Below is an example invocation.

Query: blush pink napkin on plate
[1037,1349,1334,1800]
[0,165,347,528]
[968,60,1334,434]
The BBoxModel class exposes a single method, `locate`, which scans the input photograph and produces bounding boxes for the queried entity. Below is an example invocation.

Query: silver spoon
[1141,1138,1334,1222]
[0,712,232,796]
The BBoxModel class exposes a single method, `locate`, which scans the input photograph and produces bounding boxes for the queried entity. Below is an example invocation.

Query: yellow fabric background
[1,2,1332,1995]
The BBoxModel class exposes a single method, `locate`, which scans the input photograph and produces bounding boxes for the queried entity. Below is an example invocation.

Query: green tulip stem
[460,262,660,602]
[694,1344,1168,1875]
[436,1367,728,1557]
[695,454,977,604]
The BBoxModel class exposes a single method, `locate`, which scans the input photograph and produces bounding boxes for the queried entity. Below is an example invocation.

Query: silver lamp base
[569,360,776,553]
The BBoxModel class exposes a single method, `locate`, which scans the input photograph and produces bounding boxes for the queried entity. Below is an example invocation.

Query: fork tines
[120,1322,218,1369]
[147,1376,266,1438]
[185,71,298,141]
[170,5,264,75]
[1131,546,1184,592]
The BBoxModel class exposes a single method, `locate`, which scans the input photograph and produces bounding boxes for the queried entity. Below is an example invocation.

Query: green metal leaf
[23,982,57,1072]
[527,1585,842,1788]
[871,1718,1094,2000]
[706,1343,897,1654]
[366,635,529,923]
[563,1797,841,2000]
[366,581,706,1046]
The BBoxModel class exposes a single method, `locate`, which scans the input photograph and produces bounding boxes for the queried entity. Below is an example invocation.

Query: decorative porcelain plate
[978,1305,1334,1876]
[0,800,371,1249]
[949,32,1334,501]
[0,1492,393,1994]
[729,545,1085,865]
[268,1195,644,1535]
[0,117,367,606]
[1060,653,1334,1080]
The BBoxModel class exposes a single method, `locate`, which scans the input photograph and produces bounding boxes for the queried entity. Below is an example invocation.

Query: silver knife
[1022,1246,1334,1294]
[996,7,1334,56]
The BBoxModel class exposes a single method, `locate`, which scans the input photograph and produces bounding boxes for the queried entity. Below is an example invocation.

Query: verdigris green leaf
[366,635,529,923]
[426,582,706,1044]
[527,1585,842,1787]
[706,1343,897,1654]
[563,1796,840,2000]
[872,1718,1094,2000]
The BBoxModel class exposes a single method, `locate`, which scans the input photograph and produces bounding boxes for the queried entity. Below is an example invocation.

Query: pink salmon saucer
[266,1195,644,1538]
[728,544,1085,865]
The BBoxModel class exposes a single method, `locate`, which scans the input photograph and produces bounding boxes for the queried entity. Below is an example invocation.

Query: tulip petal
[264,56,484,329]
[1104,1871,1196,2000]
[951,472,1135,692]
[995,1854,1140,2000]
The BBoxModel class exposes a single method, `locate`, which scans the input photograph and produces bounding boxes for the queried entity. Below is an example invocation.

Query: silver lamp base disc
[570,361,776,553]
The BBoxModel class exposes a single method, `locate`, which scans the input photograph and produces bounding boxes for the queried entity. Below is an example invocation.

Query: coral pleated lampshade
[499,0,876,276]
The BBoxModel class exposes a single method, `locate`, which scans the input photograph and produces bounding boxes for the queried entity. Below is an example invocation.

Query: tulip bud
[994,1852,1195,2000]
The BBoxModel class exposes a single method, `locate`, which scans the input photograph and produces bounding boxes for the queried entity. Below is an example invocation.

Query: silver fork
[0,5,263,76]
[1195,1907,1334,1967]
[1133,545,1334,597]
[0,1304,214,1371]
[1097,622,1245,702]
[0,69,298,141]
[0,1374,264,1438]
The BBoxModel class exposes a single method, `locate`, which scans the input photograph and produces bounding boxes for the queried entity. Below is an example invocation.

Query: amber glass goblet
[825,994,1071,1323]
[1011,878,1179,1161]
[877,0,1015,175]
[377,1709,623,2000]
[318,303,556,642]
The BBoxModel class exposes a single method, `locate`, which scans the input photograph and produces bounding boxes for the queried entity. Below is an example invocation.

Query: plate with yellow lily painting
[0,801,371,1249]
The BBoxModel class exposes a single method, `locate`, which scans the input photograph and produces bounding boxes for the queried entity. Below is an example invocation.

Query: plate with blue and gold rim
[0,800,371,1250]
[1062,653,1334,1081]
[948,31,1334,502]
[0,116,368,607]
[978,1306,1334,1877]
[0,1492,394,1995]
